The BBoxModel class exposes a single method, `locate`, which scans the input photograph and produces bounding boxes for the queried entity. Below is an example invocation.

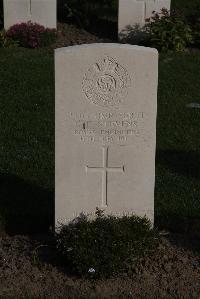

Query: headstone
[118,0,171,37]
[3,0,57,30]
[31,0,57,29]
[3,0,29,29]
[55,43,158,226]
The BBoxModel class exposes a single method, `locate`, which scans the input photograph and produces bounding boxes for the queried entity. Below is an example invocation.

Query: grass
[156,52,200,232]
[0,48,199,235]
[0,48,54,233]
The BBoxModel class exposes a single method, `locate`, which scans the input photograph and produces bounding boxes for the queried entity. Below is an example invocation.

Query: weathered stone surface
[3,0,57,29]
[31,0,57,29]
[119,0,145,33]
[146,0,171,19]
[55,43,158,226]
[3,0,30,29]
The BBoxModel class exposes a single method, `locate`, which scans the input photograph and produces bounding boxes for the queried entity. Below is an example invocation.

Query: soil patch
[0,233,199,298]
[53,23,113,49]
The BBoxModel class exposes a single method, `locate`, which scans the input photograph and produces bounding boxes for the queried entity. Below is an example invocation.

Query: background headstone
[55,44,158,226]
[31,0,57,29]
[3,0,57,29]
[118,0,171,37]
[3,0,29,29]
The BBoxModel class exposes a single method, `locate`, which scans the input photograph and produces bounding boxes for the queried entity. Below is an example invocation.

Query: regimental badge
[82,56,131,108]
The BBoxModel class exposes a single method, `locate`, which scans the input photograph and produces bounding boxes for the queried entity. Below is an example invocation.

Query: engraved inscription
[86,146,125,208]
[67,111,145,145]
[82,56,131,108]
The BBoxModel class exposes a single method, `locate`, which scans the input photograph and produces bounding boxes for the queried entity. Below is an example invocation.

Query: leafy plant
[145,8,193,52]
[6,21,57,48]
[56,210,159,278]
[0,29,18,48]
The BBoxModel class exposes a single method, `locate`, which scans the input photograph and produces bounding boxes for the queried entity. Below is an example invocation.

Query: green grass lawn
[0,48,55,233]
[0,48,200,234]
[156,52,200,232]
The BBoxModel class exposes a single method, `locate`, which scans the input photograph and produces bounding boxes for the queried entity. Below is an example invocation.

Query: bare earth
[0,233,199,298]
[52,23,111,49]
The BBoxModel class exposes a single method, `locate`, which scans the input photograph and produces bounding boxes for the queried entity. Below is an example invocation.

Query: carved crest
[82,56,131,108]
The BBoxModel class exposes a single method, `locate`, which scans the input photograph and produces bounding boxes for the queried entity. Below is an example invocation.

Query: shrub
[56,210,159,278]
[6,21,57,48]
[145,8,193,52]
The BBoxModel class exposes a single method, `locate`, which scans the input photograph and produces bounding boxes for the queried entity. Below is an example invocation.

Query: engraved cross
[86,146,125,208]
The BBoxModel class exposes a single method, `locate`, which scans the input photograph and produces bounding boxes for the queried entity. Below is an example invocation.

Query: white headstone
[31,0,57,29]
[55,43,158,226]
[3,0,30,29]
[118,0,171,37]
[3,0,57,30]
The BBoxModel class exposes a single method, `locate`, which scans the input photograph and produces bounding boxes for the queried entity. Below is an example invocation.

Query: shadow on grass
[156,149,200,179]
[0,173,54,235]
[155,149,200,236]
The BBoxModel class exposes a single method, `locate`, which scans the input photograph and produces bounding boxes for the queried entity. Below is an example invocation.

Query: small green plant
[0,29,17,48]
[56,209,159,278]
[145,8,193,52]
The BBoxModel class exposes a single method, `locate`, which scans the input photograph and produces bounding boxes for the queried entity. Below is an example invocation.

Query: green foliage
[0,30,17,48]
[145,9,193,52]
[0,30,7,47]
[56,210,159,278]
[58,0,117,27]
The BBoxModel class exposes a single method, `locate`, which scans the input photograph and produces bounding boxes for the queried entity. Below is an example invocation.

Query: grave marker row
[4,0,170,39]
